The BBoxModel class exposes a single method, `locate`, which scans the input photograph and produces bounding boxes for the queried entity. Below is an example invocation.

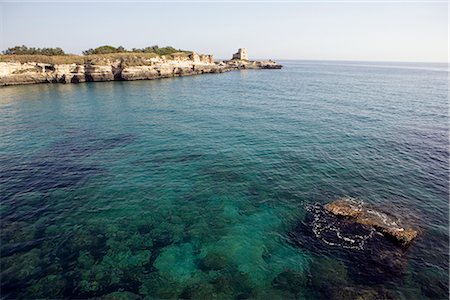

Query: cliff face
[0,53,281,86]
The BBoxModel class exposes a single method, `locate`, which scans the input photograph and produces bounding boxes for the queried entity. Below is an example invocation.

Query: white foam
[306,203,376,250]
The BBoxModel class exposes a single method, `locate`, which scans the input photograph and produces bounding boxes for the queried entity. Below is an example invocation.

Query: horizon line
[218,58,449,64]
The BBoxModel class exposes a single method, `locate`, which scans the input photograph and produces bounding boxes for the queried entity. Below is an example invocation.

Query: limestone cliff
[0,52,281,86]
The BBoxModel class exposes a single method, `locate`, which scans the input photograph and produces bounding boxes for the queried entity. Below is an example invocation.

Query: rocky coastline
[0,49,282,86]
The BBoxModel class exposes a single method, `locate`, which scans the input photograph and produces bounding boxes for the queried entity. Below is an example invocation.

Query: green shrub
[82,45,127,55]
[0,50,193,65]
[82,45,191,56]
[1,44,194,64]
[3,45,65,56]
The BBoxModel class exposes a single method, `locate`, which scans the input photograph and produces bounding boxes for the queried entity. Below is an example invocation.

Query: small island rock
[325,197,418,247]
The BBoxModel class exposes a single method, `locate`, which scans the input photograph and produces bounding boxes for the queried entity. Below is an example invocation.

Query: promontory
[0,48,282,86]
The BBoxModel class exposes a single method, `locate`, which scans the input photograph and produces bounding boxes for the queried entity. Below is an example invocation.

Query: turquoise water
[0,61,448,299]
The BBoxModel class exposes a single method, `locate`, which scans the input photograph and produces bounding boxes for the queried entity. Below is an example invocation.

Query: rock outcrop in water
[289,198,420,285]
[0,49,282,86]
[325,197,418,247]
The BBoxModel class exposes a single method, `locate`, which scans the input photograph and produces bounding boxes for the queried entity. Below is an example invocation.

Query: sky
[0,1,448,62]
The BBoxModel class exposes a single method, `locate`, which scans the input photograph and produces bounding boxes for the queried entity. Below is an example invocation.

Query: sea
[0,60,448,299]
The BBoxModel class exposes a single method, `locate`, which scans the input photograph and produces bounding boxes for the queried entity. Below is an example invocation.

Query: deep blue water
[0,60,448,299]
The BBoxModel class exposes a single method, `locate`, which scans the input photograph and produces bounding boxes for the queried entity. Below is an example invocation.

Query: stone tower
[232,48,249,60]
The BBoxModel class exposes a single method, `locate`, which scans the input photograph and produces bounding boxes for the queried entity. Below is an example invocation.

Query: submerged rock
[23,274,67,299]
[308,256,349,296]
[208,267,256,299]
[289,201,413,283]
[272,269,307,294]
[330,285,397,300]
[179,283,216,299]
[325,197,418,247]
[100,291,142,300]
[198,252,229,271]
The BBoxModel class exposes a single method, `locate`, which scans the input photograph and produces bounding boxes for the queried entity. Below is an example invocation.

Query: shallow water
[0,61,448,299]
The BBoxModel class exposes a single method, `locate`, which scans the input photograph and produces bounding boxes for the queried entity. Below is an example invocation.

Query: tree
[3,45,65,55]
[82,45,128,55]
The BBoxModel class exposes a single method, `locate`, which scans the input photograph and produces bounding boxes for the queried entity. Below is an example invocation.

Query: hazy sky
[0,1,448,62]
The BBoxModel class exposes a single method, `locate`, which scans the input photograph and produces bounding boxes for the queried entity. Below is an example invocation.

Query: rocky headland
[0,48,282,86]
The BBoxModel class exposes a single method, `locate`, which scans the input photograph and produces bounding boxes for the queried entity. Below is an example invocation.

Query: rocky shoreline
[0,50,282,86]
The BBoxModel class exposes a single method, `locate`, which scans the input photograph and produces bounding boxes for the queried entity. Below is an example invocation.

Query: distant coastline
[0,46,282,86]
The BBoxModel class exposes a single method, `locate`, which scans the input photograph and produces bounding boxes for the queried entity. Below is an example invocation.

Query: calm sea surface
[0,61,448,299]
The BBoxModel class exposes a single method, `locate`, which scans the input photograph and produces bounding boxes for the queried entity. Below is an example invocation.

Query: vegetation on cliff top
[0,45,193,64]
[82,45,191,56]
[0,53,191,65]
[3,45,65,56]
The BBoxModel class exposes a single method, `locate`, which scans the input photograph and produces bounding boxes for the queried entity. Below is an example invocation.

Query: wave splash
[307,203,377,250]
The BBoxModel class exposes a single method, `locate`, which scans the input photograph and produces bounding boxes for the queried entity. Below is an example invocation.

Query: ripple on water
[0,61,448,299]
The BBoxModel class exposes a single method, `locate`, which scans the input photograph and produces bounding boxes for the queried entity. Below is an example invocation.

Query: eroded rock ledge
[0,51,282,86]
[325,197,418,247]
[289,198,420,284]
